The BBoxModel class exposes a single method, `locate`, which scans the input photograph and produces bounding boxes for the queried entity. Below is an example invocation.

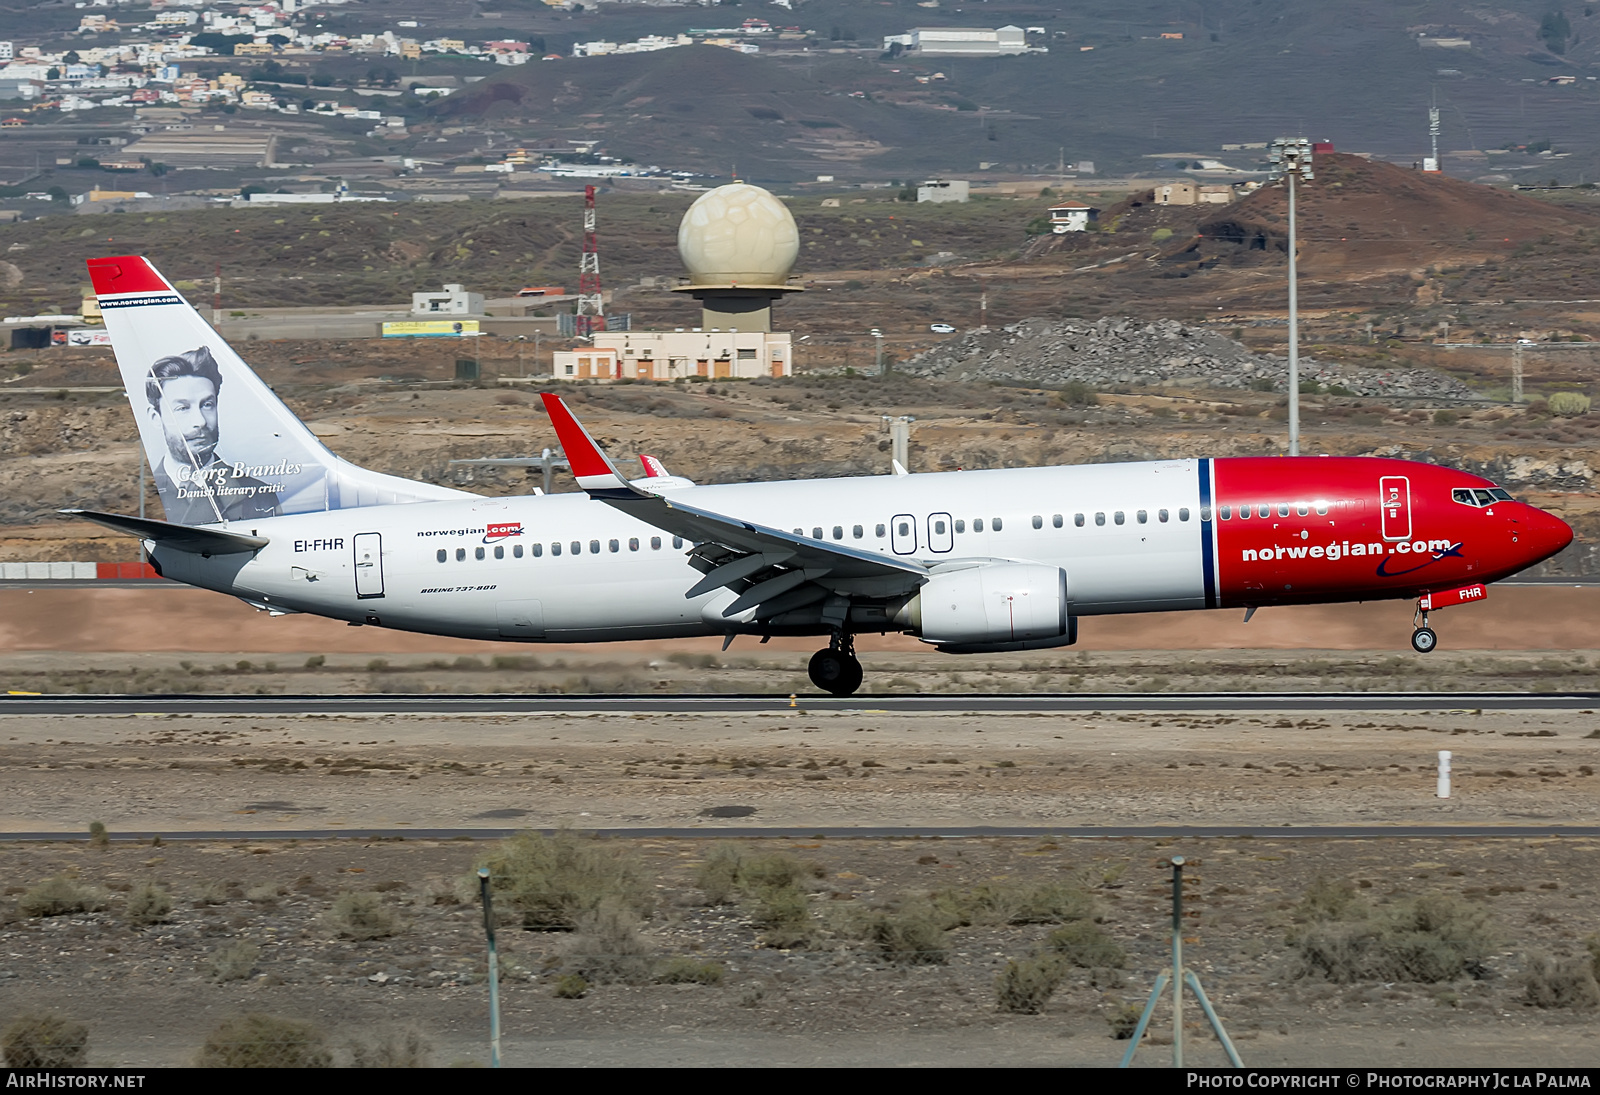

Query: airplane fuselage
[151,455,1569,646]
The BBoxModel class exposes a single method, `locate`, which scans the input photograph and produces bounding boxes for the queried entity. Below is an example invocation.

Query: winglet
[539,392,636,497]
[639,453,669,478]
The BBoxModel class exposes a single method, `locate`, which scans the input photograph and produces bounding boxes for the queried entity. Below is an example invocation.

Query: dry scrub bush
[125,882,172,927]
[1044,920,1127,969]
[854,901,951,966]
[1549,392,1591,417]
[655,957,725,985]
[329,892,401,940]
[2,1012,88,1068]
[195,1014,331,1068]
[1520,954,1600,1009]
[205,941,261,983]
[694,846,822,947]
[995,956,1068,1014]
[345,1026,432,1068]
[553,974,588,999]
[479,832,650,930]
[1292,884,1496,984]
[567,900,654,984]
[935,879,1095,927]
[18,876,104,918]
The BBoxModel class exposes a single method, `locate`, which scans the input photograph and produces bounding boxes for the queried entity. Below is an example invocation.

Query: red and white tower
[575,184,606,337]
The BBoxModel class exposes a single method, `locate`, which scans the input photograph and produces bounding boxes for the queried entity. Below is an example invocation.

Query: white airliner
[71,256,1572,694]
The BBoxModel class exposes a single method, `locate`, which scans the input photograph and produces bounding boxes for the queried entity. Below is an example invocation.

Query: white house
[1047,201,1097,233]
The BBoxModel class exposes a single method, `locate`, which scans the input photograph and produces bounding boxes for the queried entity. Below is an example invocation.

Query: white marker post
[1437,750,1452,799]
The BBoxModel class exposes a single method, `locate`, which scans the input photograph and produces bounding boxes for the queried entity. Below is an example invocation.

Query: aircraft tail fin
[88,255,471,526]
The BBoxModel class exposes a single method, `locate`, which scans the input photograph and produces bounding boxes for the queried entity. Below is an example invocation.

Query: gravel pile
[903,318,1478,400]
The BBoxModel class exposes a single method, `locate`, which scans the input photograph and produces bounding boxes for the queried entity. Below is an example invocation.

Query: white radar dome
[677,183,799,287]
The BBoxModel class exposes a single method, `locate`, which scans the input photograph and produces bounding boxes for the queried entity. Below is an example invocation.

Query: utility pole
[871,327,884,374]
[575,184,605,338]
[212,264,222,328]
[1513,341,1524,404]
[1268,137,1314,457]
[881,415,914,472]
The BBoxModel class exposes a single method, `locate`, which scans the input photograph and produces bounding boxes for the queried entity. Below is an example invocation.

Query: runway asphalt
[4,691,1600,715]
[4,825,1599,842]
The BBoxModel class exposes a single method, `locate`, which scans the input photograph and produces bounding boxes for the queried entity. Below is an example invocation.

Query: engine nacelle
[901,563,1073,650]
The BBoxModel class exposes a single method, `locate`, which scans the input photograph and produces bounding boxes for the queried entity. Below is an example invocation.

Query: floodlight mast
[1268,138,1314,457]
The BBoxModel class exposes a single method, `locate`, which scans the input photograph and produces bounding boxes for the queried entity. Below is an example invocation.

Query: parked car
[929,322,956,334]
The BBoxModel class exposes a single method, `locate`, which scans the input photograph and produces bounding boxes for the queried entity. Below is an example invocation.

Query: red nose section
[1522,504,1574,566]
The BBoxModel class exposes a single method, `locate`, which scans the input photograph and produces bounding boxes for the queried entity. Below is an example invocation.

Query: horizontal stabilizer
[60,509,268,555]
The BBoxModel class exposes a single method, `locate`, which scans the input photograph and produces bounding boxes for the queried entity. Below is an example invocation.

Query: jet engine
[897,563,1074,652]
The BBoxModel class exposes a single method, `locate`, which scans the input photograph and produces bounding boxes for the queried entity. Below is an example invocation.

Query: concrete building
[412,283,484,317]
[917,178,969,203]
[1047,201,1097,232]
[905,26,1026,55]
[552,329,792,381]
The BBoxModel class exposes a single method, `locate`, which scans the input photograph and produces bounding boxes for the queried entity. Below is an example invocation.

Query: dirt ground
[2,700,1599,1066]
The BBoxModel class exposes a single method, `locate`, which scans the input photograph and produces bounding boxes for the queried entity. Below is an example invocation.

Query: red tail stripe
[86,255,170,296]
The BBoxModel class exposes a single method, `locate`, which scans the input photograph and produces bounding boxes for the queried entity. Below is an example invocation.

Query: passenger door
[353,532,384,599]
[1379,476,1411,542]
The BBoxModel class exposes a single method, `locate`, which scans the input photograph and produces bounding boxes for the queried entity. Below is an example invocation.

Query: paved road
[4,825,1597,842]
[4,691,1600,715]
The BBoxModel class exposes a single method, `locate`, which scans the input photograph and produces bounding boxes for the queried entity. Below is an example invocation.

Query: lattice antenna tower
[575,184,606,337]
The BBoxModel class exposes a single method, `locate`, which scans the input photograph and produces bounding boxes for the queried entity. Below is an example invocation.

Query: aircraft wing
[539,394,927,611]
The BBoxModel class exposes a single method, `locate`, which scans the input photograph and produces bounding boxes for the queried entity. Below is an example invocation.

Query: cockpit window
[1473,489,1496,506]
[1455,486,1516,507]
[1490,488,1513,502]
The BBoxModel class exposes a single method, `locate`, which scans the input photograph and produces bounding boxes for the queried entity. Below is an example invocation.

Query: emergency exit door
[354,532,384,599]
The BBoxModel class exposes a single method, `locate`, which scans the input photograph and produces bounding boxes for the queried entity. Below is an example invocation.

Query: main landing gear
[808,632,863,696]
[1411,604,1438,654]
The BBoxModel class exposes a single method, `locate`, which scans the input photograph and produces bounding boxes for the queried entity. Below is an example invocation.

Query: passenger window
[609,539,619,553]
[1052,514,1063,528]
[812,527,823,539]
[590,540,601,554]
[629,538,639,551]
[513,544,523,559]
[532,543,543,557]
[1200,506,1212,521]
[1179,508,1191,522]
[1315,502,1328,516]
[673,536,683,549]
[974,519,984,532]
[897,520,910,536]
[1138,510,1149,524]
[1258,505,1270,519]
[934,519,946,534]
[456,548,466,561]
[571,541,581,555]
[1277,504,1289,517]
[494,545,504,560]
[876,524,887,537]
[1074,514,1084,527]
[436,549,446,563]
[1296,503,1309,517]
[1239,506,1251,520]
[833,526,843,540]
[551,542,562,556]
[475,547,485,561]
[793,528,803,536]
[993,517,1003,531]
[1114,511,1125,525]
[1032,515,1043,530]
[651,537,661,550]
[1159,509,1169,523]
[1095,512,1105,526]
[955,519,966,533]
[1219,506,1231,520]
[853,525,864,539]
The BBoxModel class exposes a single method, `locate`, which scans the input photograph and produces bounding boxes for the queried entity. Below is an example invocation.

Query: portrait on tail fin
[143,345,283,524]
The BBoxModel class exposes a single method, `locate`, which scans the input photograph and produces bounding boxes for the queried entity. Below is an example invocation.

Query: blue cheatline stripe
[1199,458,1218,609]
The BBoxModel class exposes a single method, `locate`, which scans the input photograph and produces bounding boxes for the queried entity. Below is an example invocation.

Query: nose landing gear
[808,632,863,695]
[1411,604,1438,654]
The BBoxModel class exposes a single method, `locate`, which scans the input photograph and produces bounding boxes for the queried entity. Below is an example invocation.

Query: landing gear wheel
[1411,627,1438,654]
[808,649,864,696]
